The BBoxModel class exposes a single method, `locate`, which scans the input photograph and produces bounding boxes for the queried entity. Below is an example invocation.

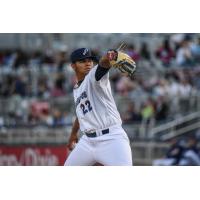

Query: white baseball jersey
[73,65,122,133]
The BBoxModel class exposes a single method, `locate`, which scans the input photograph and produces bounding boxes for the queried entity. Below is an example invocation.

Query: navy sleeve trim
[95,65,110,81]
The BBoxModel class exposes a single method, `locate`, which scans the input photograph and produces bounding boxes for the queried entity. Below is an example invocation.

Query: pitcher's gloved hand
[107,49,137,77]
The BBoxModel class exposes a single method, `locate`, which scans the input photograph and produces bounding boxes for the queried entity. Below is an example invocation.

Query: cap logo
[83,48,88,55]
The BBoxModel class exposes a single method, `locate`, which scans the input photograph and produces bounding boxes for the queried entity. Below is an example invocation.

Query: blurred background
[0,33,200,166]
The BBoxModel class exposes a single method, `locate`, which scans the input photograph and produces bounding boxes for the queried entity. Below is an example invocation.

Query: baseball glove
[107,49,137,77]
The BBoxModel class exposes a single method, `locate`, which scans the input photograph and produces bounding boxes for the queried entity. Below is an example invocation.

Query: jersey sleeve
[87,64,110,86]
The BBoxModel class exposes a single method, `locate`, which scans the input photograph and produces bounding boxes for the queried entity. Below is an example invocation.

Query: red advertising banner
[0,145,69,166]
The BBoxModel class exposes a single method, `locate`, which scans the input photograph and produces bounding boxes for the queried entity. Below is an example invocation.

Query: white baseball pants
[64,125,133,166]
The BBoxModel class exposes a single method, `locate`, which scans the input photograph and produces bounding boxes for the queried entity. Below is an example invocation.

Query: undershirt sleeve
[95,65,110,81]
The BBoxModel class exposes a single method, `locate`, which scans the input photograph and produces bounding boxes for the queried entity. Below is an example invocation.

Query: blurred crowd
[0,33,200,127]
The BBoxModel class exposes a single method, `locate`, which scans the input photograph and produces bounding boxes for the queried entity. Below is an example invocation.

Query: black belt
[85,128,109,138]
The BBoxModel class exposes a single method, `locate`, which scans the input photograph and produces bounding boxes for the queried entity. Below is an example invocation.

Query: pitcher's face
[72,58,94,76]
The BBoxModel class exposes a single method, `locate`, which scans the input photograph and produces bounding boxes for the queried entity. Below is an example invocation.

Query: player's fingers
[67,143,73,151]
[68,147,73,151]
[67,142,76,151]
[68,146,73,151]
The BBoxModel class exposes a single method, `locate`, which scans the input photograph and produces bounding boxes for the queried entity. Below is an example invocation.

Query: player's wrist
[99,55,112,68]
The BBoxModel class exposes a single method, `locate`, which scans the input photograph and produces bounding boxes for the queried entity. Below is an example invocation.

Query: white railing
[149,111,200,140]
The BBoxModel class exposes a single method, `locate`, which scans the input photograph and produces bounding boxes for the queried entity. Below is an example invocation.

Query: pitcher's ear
[71,63,75,70]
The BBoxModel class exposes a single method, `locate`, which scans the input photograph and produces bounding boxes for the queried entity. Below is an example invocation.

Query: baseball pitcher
[64,46,136,166]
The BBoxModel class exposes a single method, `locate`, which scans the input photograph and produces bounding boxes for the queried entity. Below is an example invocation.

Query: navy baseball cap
[70,48,97,63]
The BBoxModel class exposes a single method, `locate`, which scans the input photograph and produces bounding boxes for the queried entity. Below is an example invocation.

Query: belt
[85,128,109,138]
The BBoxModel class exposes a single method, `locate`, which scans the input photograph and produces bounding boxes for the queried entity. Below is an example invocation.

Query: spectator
[170,33,185,51]
[62,111,72,125]
[55,51,68,71]
[29,51,42,66]
[153,138,185,166]
[155,96,169,122]
[179,79,192,99]
[153,79,169,97]
[179,136,200,166]
[13,75,28,97]
[37,76,50,98]
[140,42,151,61]
[42,49,55,65]
[50,74,66,97]
[2,50,16,67]
[122,102,142,124]
[191,37,200,63]
[116,76,134,96]
[155,39,175,67]
[141,98,155,122]
[13,49,28,69]
[176,40,195,67]
[125,44,140,62]
[51,109,65,126]
[0,75,15,97]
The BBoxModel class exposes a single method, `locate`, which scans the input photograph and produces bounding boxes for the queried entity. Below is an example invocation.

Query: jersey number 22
[80,100,92,115]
